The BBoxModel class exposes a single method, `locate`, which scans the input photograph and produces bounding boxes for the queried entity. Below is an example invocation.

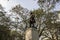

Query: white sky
[0,0,39,11]
[0,0,60,11]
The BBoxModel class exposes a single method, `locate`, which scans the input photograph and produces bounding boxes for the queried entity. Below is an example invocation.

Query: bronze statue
[30,12,36,28]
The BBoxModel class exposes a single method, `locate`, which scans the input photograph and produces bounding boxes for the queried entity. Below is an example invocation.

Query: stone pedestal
[25,28,39,40]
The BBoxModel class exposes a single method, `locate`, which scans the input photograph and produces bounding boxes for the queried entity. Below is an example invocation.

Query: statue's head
[30,12,33,15]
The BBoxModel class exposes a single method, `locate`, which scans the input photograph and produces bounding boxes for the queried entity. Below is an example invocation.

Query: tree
[0,4,11,40]
[10,30,23,40]
[37,0,60,12]
[30,0,60,40]
[10,4,29,40]
[31,9,60,40]
[0,25,10,40]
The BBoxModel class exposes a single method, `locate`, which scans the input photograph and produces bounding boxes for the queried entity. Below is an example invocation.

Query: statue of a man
[30,12,35,28]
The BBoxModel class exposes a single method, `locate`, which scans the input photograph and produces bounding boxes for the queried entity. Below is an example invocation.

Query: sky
[0,0,39,11]
[0,0,60,11]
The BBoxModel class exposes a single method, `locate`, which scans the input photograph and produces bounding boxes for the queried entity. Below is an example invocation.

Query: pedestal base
[25,28,39,40]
